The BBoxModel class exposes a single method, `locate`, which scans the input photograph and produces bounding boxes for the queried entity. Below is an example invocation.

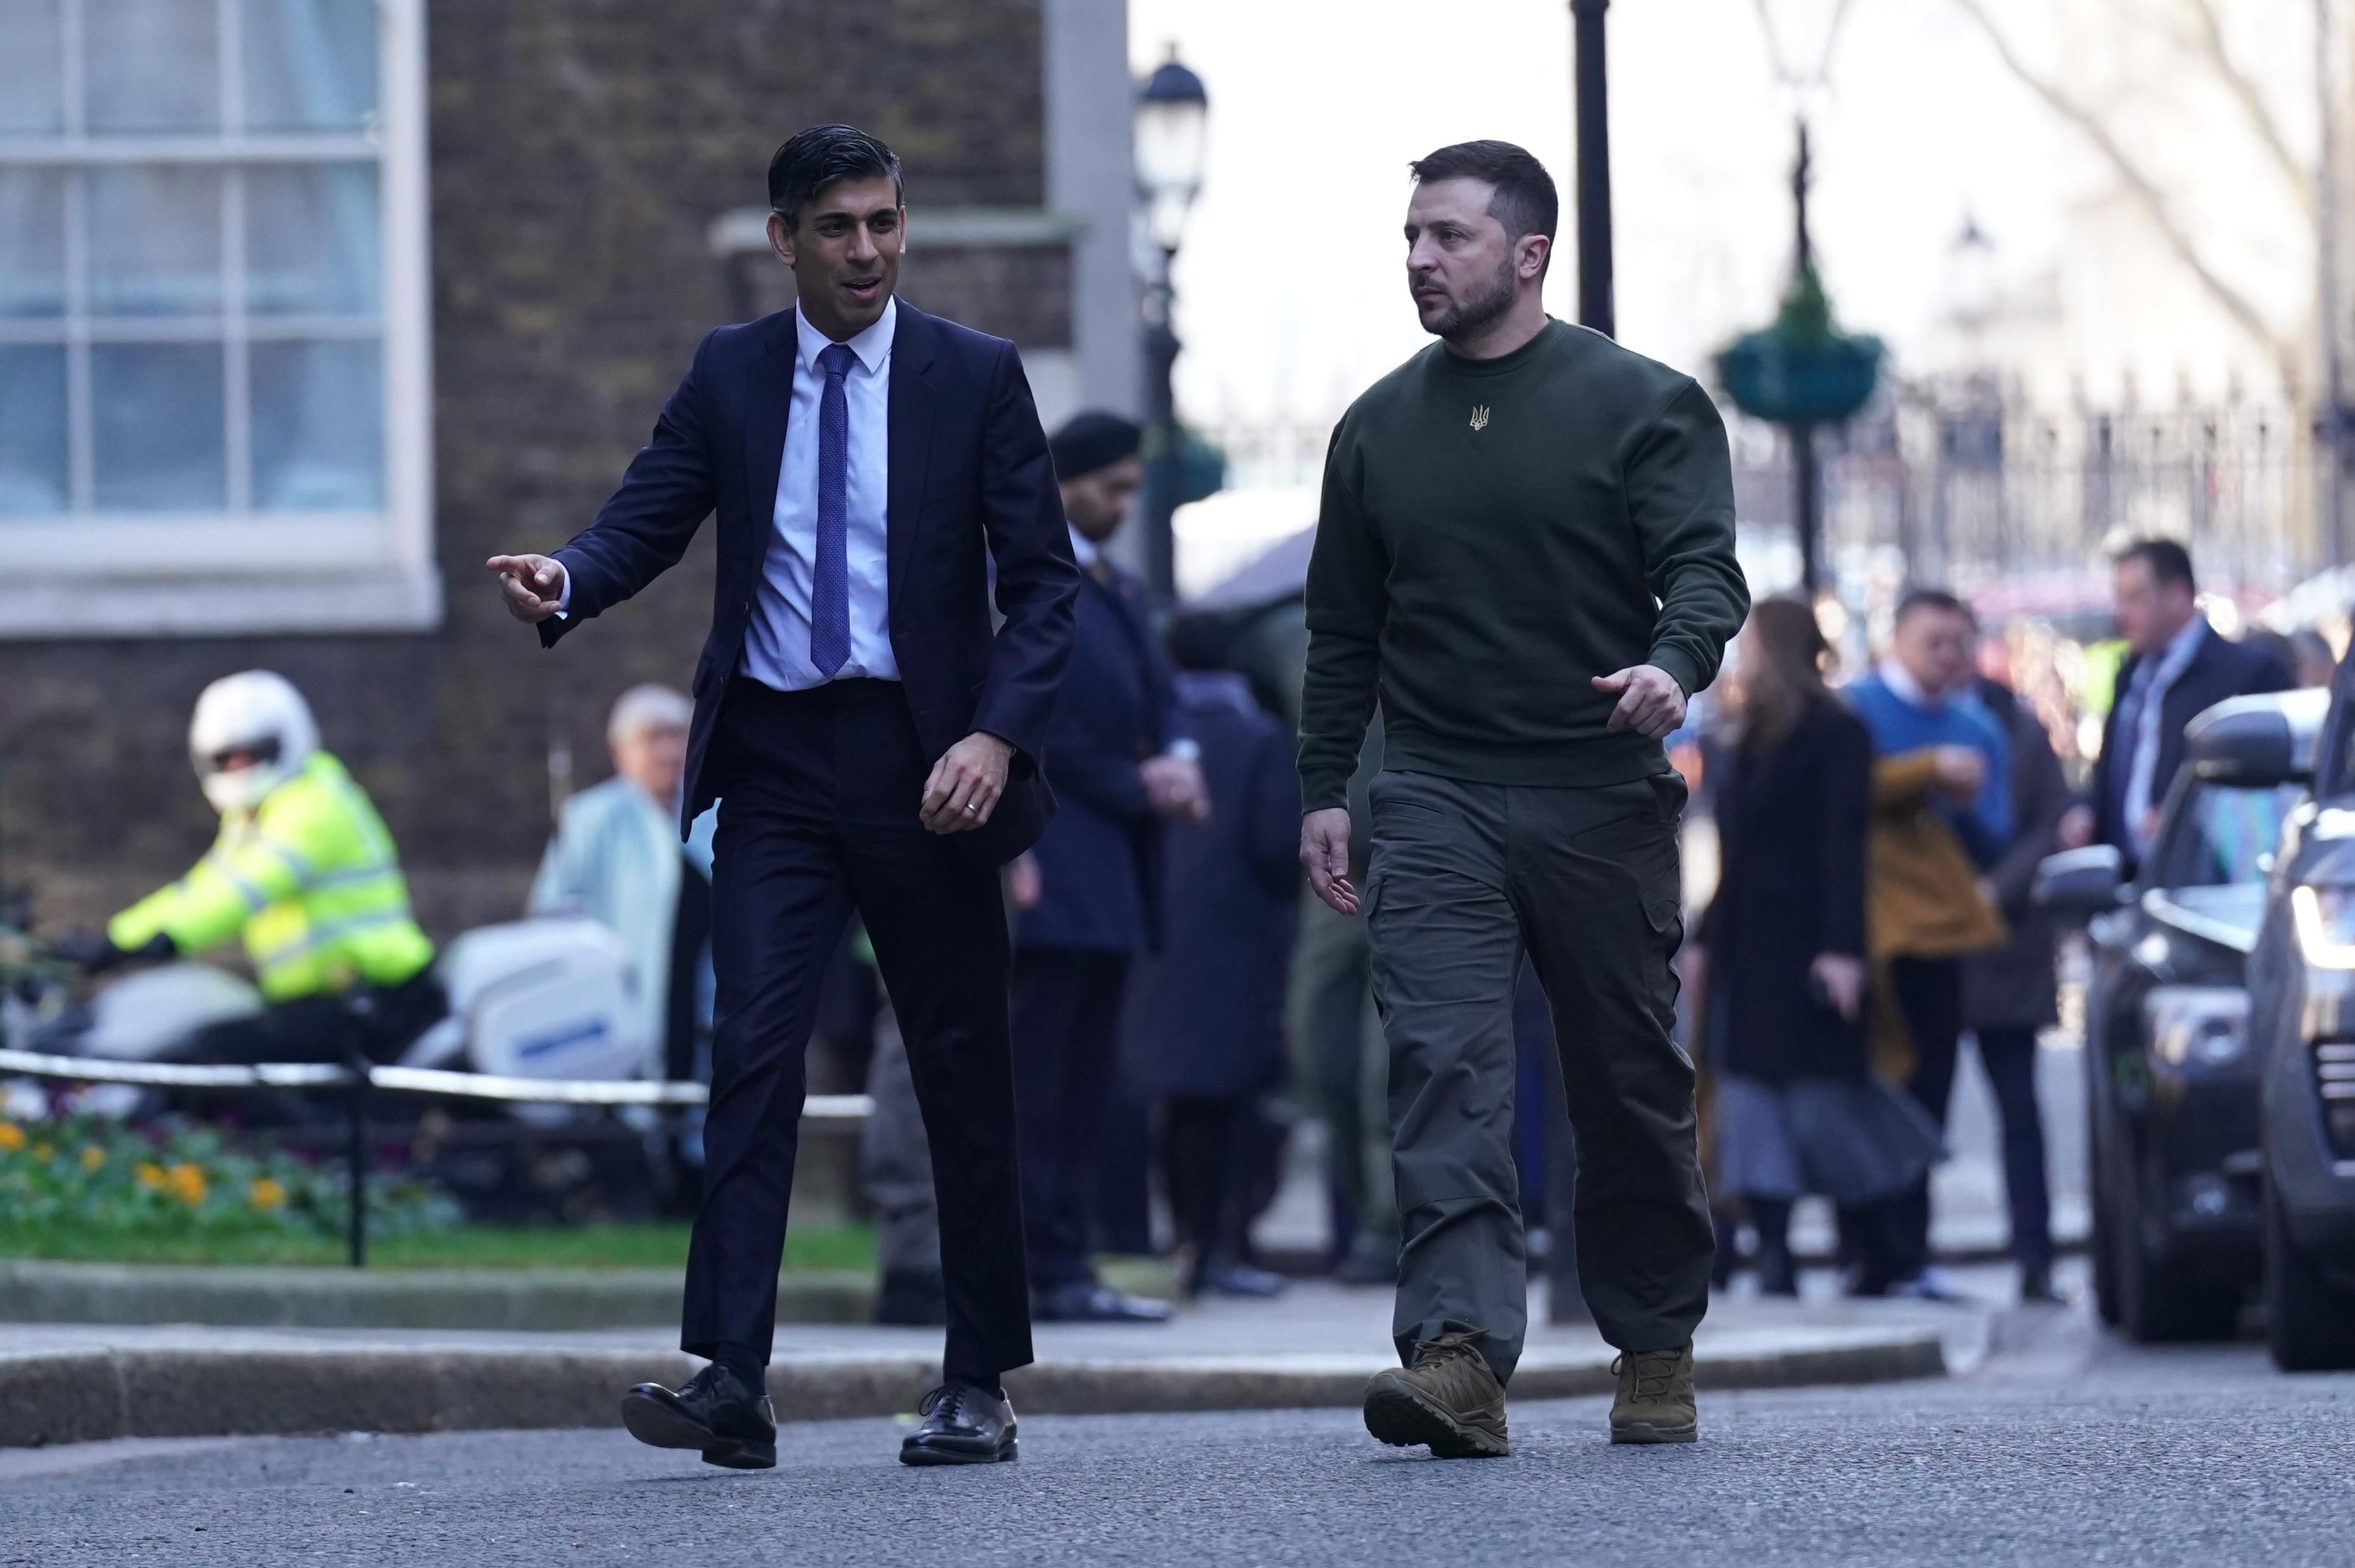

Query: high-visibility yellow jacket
[109,752,435,1001]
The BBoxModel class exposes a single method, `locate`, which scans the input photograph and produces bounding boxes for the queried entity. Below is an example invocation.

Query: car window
[2153,782,2304,888]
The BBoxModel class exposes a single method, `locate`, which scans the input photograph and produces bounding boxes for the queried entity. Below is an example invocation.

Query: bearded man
[1296,139,1748,1458]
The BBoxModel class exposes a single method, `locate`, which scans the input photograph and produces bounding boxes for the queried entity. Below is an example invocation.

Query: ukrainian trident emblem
[1469,405,1490,431]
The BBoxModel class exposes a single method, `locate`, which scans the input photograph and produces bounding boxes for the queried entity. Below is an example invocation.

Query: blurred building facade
[0,0,1138,935]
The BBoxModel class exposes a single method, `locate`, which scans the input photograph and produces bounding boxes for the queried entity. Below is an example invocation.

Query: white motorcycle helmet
[187,670,320,815]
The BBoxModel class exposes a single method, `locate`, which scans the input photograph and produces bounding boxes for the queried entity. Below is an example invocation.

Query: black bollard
[345,1076,368,1269]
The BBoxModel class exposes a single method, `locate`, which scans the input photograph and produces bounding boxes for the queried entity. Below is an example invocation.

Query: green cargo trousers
[1365,768,1714,1383]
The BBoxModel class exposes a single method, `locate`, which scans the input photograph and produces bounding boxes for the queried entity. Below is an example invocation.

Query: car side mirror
[2185,689,2329,788]
[2035,845,2127,916]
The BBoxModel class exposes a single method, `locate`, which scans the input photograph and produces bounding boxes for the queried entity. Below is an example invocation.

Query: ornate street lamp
[1136,49,1208,603]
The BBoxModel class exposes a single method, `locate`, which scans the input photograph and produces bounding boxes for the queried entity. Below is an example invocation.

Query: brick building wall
[0,0,1050,941]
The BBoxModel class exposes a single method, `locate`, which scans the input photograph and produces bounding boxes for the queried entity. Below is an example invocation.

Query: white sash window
[0,0,435,635]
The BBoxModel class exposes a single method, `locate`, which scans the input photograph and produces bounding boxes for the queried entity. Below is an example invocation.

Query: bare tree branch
[1949,0,2300,387]
[2182,0,2314,214]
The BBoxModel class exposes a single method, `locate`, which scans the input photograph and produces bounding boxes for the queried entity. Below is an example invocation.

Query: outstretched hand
[487,554,566,624]
[1592,664,1686,740]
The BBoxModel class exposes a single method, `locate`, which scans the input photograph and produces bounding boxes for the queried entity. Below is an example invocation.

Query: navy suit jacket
[1016,561,1188,951]
[2090,625,2292,857]
[538,301,1080,867]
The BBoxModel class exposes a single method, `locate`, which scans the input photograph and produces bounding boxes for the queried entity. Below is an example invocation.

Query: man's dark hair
[1408,140,1559,263]
[2116,537,2197,595]
[768,124,902,228]
[1895,587,1972,625]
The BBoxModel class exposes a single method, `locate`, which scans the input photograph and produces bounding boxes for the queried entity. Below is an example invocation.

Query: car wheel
[2118,1188,2241,1343]
[2264,1179,2355,1371]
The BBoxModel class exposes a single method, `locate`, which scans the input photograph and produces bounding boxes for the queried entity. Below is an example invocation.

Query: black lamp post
[1135,49,1209,604]
[1716,119,1882,598]
[1544,0,1615,1331]
[1570,0,1614,339]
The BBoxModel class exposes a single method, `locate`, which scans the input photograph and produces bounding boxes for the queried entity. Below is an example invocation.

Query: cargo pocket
[1645,891,1684,950]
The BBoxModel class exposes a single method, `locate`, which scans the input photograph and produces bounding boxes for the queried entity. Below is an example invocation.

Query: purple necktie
[810,341,856,677]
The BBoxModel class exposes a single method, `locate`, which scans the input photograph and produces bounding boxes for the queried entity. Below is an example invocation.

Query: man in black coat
[1121,613,1303,1298]
[2066,539,2291,866]
[1962,666,2071,1303]
[1012,412,1207,1322]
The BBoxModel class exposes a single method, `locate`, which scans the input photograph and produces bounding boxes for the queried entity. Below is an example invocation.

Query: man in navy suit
[1011,412,1206,1321]
[2063,538,2292,868]
[488,124,1077,1469]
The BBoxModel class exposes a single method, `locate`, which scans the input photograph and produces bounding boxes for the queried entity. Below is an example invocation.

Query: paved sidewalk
[0,1276,1990,1449]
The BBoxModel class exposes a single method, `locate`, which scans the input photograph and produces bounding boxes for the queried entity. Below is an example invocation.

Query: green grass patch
[0,1218,876,1273]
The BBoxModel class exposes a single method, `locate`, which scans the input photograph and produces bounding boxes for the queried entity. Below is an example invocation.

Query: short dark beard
[1422,251,1519,343]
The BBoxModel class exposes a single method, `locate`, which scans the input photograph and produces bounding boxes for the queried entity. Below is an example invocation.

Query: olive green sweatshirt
[1297,318,1748,813]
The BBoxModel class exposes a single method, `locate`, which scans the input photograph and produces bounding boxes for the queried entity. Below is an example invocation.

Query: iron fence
[1735,382,2336,606]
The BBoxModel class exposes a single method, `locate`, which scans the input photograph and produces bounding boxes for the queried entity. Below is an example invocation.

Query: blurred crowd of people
[530,422,2332,1319]
[1694,538,2306,1303]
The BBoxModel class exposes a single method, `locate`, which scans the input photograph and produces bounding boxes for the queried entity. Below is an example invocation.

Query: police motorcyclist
[60,670,443,1064]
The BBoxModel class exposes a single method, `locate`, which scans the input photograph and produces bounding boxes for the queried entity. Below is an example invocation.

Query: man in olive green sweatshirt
[1299,140,1748,1458]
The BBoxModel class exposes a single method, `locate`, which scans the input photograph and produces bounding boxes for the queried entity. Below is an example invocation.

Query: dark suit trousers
[686,678,1032,1385]
[1974,1024,2055,1269]
[1009,946,1131,1291]
[1889,955,1965,1281]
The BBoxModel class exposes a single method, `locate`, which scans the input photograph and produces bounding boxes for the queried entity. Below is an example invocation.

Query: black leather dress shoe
[899,1382,1018,1466]
[1033,1281,1174,1323]
[619,1364,777,1470]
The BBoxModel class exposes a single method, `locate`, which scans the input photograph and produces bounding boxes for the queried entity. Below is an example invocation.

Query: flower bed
[0,1114,457,1248]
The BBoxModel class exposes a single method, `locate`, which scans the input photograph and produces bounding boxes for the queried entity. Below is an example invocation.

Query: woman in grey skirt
[1693,598,1941,1295]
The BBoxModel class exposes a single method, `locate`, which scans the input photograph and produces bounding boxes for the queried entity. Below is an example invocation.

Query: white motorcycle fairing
[77,963,265,1061]
[401,918,652,1125]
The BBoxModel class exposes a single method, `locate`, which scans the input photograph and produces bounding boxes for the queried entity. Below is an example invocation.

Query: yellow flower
[0,1123,23,1153]
[166,1163,207,1206]
[79,1146,106,1173]
[29,1142,53,1163]
[247,1177,288,1212]
[133,1160,167,1191]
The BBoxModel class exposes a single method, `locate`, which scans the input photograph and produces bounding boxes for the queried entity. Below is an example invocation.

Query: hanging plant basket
[1716,264,1883,428]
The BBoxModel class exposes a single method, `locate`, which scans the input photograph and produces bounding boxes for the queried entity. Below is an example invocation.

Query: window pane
[88,166,223,316]
[93,343,225,509]
[87,0,220,133]
[246,163,378,315]
[251,338,380,509]
[242,0,376,130]
[0,169,66,317]
[0,0,64,132]
[0,346,69,514]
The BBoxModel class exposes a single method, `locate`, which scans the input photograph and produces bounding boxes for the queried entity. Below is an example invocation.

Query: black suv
[2039,689,2328,1343]
[2240,678,2355,1369]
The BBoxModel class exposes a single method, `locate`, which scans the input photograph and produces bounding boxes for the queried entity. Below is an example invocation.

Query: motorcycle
[4,913,694,1220]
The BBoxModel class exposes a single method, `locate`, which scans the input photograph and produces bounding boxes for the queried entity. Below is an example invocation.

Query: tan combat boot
[1362,1328,1509,1458]
[1610,1343,1698,1444]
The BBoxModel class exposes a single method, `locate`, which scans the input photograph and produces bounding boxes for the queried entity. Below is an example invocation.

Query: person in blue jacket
[1846,587,2011,1298]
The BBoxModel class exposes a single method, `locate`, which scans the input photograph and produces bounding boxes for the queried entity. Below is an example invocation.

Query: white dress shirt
[2119,615,2210,851]
[549,300,899,689]
[741,299,900,689]
[1875,658,1941,711]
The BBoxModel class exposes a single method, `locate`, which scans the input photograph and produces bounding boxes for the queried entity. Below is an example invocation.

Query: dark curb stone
[0,1335,1946,1447]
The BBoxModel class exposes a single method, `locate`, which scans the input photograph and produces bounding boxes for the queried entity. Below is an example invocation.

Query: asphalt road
[4,1311,2350,1568]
